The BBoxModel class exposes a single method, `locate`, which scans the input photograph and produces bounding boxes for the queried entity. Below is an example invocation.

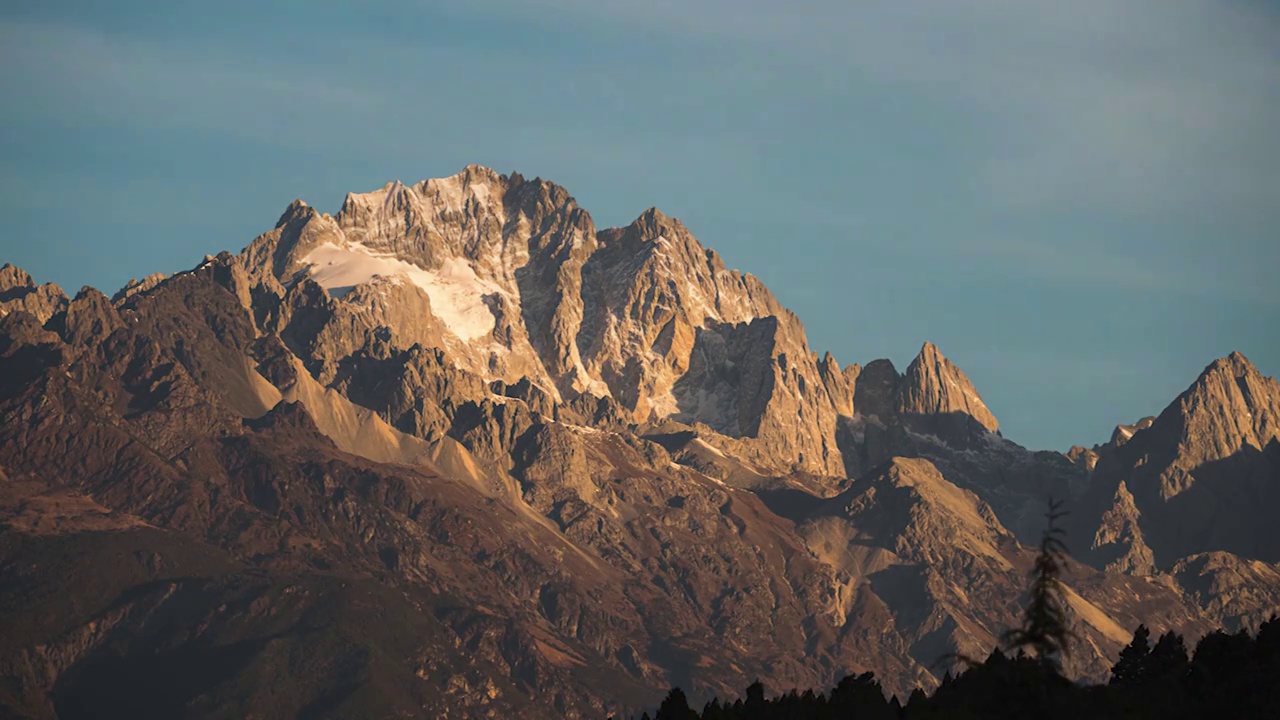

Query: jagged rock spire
[894,342,999,432]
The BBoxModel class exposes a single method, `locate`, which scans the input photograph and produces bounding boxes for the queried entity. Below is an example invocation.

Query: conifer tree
[743,679,766,712]
[1111,624,1151,686]
[907,687,928,710]
[655,688,696,720]
[1000,498,1074,667]
[1146,630,1189,683]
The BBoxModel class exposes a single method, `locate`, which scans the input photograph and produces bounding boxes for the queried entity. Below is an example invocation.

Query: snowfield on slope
[302,241,502,341]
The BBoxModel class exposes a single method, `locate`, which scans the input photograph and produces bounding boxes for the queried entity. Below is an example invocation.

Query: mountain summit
[1081,351,1280,571]
[1162,352,1280,477]
[239,167,844,475]
[896,341,999,432]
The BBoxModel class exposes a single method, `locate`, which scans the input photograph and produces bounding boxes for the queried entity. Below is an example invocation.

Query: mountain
[0,166,1274,718]
[1074,353,1280,580]
[240,167,841,477]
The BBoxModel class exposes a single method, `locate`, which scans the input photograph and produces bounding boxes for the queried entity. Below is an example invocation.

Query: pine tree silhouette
[1000,497,1074,668]
[743,679,766,719]
[827,671,893,719]
[655,687,696,720]
[1146,630,1189,683]
[1111,624,1151,686]
[700,698,726,720]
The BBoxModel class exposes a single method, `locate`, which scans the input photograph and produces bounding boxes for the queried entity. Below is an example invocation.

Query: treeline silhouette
[619,617,1280,720]
[613,504,1279,719]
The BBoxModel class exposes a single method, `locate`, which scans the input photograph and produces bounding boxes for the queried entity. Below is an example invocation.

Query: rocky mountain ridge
[1,165,1276,719]
[1073,351,1280,578]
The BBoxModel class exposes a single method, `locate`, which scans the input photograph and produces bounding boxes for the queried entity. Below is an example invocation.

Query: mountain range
[1,165,1276,719]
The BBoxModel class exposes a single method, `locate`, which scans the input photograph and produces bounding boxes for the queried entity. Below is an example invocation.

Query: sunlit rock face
[237,167,845,475]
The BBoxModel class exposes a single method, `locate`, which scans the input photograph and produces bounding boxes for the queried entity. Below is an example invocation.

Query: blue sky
[2,0,1277,451]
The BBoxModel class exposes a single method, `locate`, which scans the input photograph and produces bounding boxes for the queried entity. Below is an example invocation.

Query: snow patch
[301,241,501,341]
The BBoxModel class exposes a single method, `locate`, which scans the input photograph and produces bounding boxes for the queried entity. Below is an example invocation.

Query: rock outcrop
[1090,481,1157,576]
[1171,553,1280,631]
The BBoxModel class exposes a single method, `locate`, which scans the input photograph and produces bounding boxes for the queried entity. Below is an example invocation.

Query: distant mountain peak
[1160,351,1280,464]
[0,263,68,324]
[1225,350,1253,368]
[1078,350,1279,567]
[1180,351,1272,416]
[604,206,688,250]
[275,198,318,229]
[894,341,998,432]
[0,263,34,292]
[635,206,671,226]
[230,166,841,473]
[1183,350,1259,388]
[1109,416,1156,446]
